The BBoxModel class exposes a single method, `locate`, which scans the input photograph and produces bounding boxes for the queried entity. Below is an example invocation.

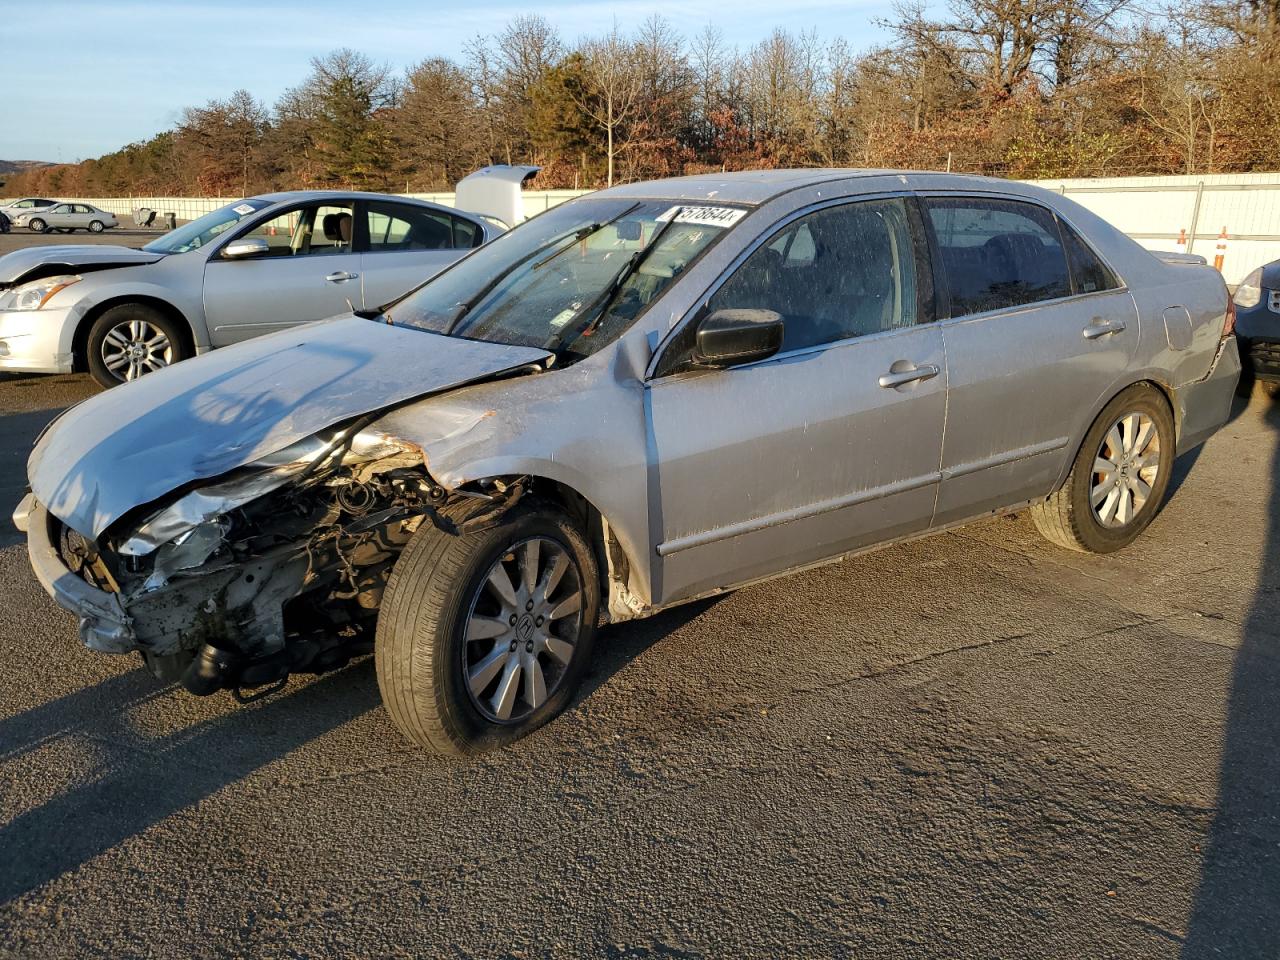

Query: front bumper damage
[19,424,519,698]
[25,495,309,657]
[26,497,134,652]
[22,421,532,699]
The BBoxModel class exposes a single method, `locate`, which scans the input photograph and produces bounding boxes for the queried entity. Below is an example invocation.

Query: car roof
[590,169,1034,206]
[250,190,478,221]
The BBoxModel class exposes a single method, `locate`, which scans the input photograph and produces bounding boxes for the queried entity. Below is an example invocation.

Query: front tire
[1031,383,1174,553]
[376,500,599,755]
[85,303,188,387]
[27,218,46,233]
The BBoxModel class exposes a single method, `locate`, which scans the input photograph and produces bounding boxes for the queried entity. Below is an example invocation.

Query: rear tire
[88,220,104,233]
[1031,383,1174,553]
[85,303,189,387]
[376,499,599,755]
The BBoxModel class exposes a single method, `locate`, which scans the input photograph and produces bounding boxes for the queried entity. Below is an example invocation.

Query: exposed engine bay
[48,421,526,702]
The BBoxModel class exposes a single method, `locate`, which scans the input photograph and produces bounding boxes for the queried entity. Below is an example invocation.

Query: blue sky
[2,0,896,162]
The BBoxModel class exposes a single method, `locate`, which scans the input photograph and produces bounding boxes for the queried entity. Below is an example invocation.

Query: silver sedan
[17,202,118,234]
[19,170,1240,755]
[0,189,504,386]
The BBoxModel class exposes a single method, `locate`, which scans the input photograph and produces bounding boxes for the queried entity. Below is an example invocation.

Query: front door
[203,202,363,346]
[646,196,947,605]
[922,195,1140,524]
[43,204,75,229]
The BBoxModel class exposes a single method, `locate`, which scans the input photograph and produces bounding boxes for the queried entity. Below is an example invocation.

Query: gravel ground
[0,228,1277,958]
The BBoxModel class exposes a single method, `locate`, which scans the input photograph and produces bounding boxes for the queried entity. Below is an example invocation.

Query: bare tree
[1132,21,1228,172]
[576,24,642,185]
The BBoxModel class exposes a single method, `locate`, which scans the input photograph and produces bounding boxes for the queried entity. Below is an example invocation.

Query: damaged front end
[22,420,522,701]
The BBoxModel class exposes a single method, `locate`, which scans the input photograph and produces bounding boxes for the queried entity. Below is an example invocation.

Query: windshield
[142,198,274,254]
[386,198,744,359]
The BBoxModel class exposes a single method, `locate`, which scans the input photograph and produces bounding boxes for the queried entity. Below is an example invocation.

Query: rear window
[926,197,1072,317]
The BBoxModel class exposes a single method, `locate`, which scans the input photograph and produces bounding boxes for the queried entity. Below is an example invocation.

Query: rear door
[924,194,1138,524]
[203,201,364,346]
[359,200,481,308]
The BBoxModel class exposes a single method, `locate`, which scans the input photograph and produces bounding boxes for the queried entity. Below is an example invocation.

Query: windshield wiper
[442,202,642,334]
[554,207,684,346]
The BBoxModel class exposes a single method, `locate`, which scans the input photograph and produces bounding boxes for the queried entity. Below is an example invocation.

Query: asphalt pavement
[0,227,1278,958]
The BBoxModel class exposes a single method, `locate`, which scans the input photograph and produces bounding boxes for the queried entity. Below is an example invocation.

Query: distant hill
[0,160,54,175]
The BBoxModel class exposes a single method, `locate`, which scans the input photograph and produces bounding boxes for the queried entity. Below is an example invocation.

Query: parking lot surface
[1,228,1278,958]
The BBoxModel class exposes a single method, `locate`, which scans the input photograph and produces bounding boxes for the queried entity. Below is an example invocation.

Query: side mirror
[692,308,784,368]
[222,237,269,260]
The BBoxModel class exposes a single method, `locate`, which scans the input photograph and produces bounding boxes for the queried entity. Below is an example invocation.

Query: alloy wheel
[462,536,584,723]
[100,318,173,382]
[1091,411,1161,528]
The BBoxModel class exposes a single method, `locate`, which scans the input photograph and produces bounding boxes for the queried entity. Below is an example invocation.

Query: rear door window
[1059,221,1120,294]
[925,197,1072,317]
[366,202,472,252]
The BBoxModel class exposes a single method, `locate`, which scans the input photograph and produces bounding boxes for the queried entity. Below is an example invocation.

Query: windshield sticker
[232,203,258,216]
[549,305,579,329]
[656,206,746,228]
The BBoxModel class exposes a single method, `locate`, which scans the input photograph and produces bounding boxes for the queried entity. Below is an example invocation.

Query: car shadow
[1182,392,1280,956]
[0,663,382,905]
[0,408,82,548]
[574,596,724,705]
[0,594,725,907]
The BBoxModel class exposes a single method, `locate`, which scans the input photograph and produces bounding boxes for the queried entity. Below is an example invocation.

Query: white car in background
[0,166,538,386]
[1,197,57,219]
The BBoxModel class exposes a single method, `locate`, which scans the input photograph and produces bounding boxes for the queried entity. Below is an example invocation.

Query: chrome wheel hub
[1092,411,1161,528]
[463,536,584,723]
[101,319,172,382]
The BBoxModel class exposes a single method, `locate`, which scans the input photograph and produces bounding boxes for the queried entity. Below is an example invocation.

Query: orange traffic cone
[1213,227,1228,272]
[1177,228,1187,249]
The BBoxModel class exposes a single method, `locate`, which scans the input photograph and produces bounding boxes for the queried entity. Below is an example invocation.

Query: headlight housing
[0,275,82,311]
[118,428,412,556]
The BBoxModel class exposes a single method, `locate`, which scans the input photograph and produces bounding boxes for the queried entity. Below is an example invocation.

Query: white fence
[48,191,586,229]
[24,172,1280,285]
[1036,172,1280,285]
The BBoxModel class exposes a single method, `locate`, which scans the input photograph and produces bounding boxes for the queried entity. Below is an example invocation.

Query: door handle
[325,271,359,283]
[1082,318,1126,339]
[878,362,940,389]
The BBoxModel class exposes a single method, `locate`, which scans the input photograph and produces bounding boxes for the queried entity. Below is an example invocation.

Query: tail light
[1224,293,1236,338]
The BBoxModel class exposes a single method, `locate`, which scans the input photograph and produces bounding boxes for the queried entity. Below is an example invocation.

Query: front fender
[66,271,209,354]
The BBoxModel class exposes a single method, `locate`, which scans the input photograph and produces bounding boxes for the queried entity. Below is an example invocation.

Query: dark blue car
[1235,261,1280,395]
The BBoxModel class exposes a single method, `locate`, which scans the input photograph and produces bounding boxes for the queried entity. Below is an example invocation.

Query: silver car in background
[18,170,1239,756]
[0,166,537,387]
[17,202,118,234]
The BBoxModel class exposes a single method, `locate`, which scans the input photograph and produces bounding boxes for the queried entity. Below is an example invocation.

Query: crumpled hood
[0,244,166,286]
[29,316,551,539]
